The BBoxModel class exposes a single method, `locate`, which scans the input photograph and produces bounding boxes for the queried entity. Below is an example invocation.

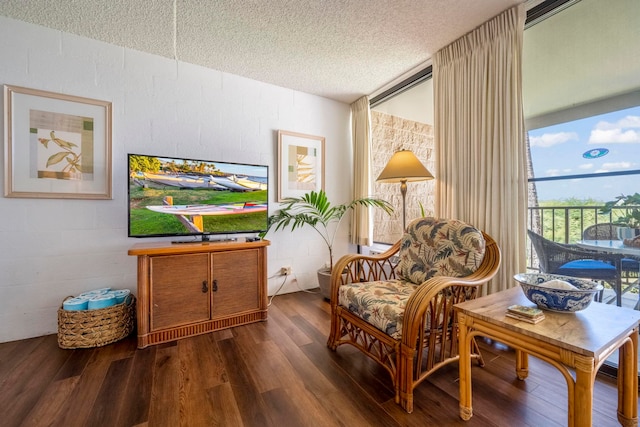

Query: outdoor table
[577,239,640,308]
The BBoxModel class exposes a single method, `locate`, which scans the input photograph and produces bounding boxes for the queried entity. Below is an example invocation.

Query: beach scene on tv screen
[128,155,268,236]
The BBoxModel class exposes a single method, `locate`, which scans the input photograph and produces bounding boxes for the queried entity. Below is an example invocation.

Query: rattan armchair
[327,218,501,413]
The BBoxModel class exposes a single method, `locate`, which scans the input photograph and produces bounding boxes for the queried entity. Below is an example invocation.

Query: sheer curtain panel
[433,4,527,294]
[350,96,373,246]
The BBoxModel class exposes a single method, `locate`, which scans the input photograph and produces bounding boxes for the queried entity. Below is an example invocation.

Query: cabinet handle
[213,279,218,292]
[202,281,208,293]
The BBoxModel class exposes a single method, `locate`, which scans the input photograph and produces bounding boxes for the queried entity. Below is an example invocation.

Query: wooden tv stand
[128,239,269,348]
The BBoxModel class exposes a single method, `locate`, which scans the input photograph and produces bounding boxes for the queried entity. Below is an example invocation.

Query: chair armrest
[400,277,483,350]
[401,232,501,349]
[329,241,401,305]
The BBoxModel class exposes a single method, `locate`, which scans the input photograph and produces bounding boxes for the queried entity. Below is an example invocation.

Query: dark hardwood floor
[0,290,626,427]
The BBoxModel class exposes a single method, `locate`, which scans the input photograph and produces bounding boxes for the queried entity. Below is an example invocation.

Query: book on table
[506,304,545,323]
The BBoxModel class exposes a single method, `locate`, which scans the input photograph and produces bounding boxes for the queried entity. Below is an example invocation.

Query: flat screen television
[128,153,268,241]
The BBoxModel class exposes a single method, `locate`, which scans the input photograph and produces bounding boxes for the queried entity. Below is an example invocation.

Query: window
[529,104,640,202]
[523,0,640,377]
[524,0,640,247]
[527,104,640,243]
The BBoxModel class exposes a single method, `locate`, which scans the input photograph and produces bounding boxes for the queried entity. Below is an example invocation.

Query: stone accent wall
[371,111,436,243]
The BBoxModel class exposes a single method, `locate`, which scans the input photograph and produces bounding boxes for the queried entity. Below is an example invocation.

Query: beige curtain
[433,4,527,295]
[350,96,373,246]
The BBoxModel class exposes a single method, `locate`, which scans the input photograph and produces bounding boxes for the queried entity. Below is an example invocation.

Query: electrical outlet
[280,266,292,275]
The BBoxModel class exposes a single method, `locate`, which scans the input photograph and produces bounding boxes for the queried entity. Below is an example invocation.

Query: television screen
[128,154,268,240]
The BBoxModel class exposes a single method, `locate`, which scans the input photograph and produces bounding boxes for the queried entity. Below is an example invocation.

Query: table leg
[458,313,473,421]
[573,355,595,427]
[617,331,638,426]
[615,258,623,307]
[515,349,529,380]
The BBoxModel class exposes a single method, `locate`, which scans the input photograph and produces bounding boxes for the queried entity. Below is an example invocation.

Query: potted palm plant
[260,189,393,299]
[600,193,640,239]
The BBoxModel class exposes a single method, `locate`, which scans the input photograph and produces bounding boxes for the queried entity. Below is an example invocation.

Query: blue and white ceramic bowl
[513,273,603,313]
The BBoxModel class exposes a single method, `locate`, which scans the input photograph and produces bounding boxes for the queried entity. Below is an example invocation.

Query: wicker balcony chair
[327,217,501,413]
[582,223,640,300]
[527,229,623,303]
[582,223,619,240]
[583,223,640,271]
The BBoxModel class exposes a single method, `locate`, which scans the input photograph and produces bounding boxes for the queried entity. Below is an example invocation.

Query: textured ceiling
[0,0,523,104]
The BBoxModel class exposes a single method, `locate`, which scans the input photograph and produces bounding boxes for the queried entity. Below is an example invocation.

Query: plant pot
[317,267,349,301]
[617,227,640,240]
[317,267,332,301]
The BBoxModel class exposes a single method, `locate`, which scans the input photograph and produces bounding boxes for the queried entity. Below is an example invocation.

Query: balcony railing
[526,204,640,269]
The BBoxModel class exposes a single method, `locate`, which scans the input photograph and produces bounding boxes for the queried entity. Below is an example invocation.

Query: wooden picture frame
[277,130,325,201]
[4,85,112,199]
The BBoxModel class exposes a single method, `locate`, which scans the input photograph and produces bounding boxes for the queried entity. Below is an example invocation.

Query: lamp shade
[376,150,433,183]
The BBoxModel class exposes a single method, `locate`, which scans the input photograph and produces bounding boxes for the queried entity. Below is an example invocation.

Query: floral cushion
[338,218,486,339]
[395,217,486,285]
[338,280,418,340]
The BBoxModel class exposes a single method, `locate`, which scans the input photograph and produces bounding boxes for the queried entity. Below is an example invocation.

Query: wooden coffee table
[455,287,640,427]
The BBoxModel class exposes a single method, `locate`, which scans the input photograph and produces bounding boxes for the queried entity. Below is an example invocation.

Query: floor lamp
[376,149,434,231]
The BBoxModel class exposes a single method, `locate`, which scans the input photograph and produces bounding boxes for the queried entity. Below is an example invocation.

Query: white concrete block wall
[0,16,352,342]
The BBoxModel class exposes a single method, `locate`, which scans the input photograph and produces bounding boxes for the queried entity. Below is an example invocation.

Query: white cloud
[578,163,593,169]
[593,162,632,173]
[529,132,578,147]
[589,115,640,144]
[589,128,640,144]
[545,168,572,176]
[618,115,640,128]
[594,115,640,130]
[601,161,632,170]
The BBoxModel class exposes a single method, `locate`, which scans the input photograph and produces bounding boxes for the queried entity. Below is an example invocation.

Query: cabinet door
[150,253,210,331]
[211,249,259,318]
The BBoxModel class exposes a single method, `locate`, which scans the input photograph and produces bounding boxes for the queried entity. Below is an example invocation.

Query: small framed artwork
[278,130,325,201]
[4,85,112,199]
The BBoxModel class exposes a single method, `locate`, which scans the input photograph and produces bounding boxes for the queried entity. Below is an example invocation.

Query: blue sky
[528,105,640,202]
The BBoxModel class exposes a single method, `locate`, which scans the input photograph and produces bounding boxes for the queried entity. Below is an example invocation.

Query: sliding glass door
[524,0,640,376]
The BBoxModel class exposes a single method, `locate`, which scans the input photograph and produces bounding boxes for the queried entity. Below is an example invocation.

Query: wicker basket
[57,295,136,349]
